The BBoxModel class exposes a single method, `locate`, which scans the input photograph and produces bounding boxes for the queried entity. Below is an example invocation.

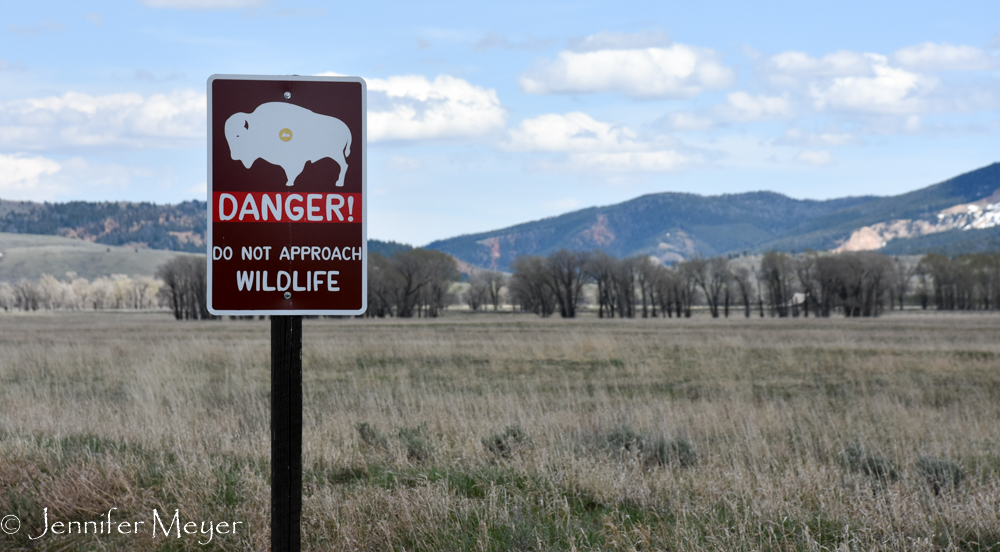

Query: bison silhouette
[224,102,352,187]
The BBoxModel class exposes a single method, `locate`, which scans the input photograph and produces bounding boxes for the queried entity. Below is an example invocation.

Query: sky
[1,1,999,245]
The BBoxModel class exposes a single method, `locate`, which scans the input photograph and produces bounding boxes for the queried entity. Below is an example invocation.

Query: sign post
[270,315,301,551]
[207,75,366,551]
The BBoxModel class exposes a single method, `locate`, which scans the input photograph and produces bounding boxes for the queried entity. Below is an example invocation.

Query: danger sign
[207,75,367,315]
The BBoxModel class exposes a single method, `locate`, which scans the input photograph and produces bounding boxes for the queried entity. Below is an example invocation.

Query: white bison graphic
[224,102,352,187]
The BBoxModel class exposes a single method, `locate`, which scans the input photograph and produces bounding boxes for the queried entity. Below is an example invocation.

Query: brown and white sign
[207,75,366,315]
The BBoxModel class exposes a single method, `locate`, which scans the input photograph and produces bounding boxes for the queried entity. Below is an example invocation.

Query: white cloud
[365,75,506,141]
[55,157,154,187]
[0,153,61,193]
[765,50,875,78]
[508,112,689,173]
[519,41,735,98]
[0,89,205,152]
[566,29,671,51]
[718,92,792,121]
[761,46,995,117]
[660,112,716,132]
[659,92,791,132]
[810,60,933,114]
[507,112,643,152]
[892,43,994,71]
[795,149,834,166]
[0,155,154,200]
[566,151,688,172]
[142,0,266,8]
[778,128,857,146]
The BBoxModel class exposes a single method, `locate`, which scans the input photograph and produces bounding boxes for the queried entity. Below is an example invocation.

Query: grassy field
[0,232,195,281]
[1,311,998,551]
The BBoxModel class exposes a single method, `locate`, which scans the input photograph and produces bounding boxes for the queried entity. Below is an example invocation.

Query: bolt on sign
[207,75,367,315]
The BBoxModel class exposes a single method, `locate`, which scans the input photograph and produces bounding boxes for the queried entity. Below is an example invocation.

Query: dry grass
[1,310,999,551]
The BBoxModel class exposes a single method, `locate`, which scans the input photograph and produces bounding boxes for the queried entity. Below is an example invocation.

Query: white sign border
[206,74,367,316]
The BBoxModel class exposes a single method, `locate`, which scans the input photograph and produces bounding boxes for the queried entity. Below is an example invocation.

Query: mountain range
[427,163,1000,270]
[2,162,999,275]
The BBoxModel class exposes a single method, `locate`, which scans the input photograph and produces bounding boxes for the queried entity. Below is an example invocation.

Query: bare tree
[730,265,755,318]
[675,260,700,318]
[363,249,460,317]
[972,254,1000,310]
[480,271,507,311]
[918,253,1000,311]
[37,274,71,309]
[545,249,591,318]
[70,277,89,310]
[914,261,931,309]
[418,250,460,318]
[13,279,40,311]
[365,252,397,317]
[132,276,159,310]
[795,252,819,317]
[0,282,14,311]
[156,256,210,320]
[833,252,892,317]
[466,275,490,312]
[920,253,955,310]
[87,278,113,310]
[635,256,660,318]
[585,251,618,318]
[650,263,679,318]
[387,249,431,318]
[689,257,731,318]
[508,255,557,317]
[889,256,917,310]
[612,256,641,318]
[760,251,795,317]
[812,255,844,317]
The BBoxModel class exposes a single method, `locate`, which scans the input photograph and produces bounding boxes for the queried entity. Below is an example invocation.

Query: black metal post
[271,315,302,552]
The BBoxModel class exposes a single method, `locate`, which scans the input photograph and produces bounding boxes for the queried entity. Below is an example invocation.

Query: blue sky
[2,1,999,245]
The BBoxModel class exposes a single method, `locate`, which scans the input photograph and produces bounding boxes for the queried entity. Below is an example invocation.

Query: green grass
[0,232,196,281]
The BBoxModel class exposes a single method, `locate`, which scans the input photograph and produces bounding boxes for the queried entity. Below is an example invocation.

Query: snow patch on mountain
[834,189,1000,252]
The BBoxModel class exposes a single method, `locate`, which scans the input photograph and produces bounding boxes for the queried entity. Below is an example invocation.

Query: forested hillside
[0,199,207,252]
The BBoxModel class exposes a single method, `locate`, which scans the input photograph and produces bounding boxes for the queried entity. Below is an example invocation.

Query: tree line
[0,255,206,320]
[153,249,1000,320]
[0,272,161,312]
[366,249,460,317]
[156,256,210,320]
[4,249,997,320]
[916,252,1000,311]
[504,249,1000,318]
